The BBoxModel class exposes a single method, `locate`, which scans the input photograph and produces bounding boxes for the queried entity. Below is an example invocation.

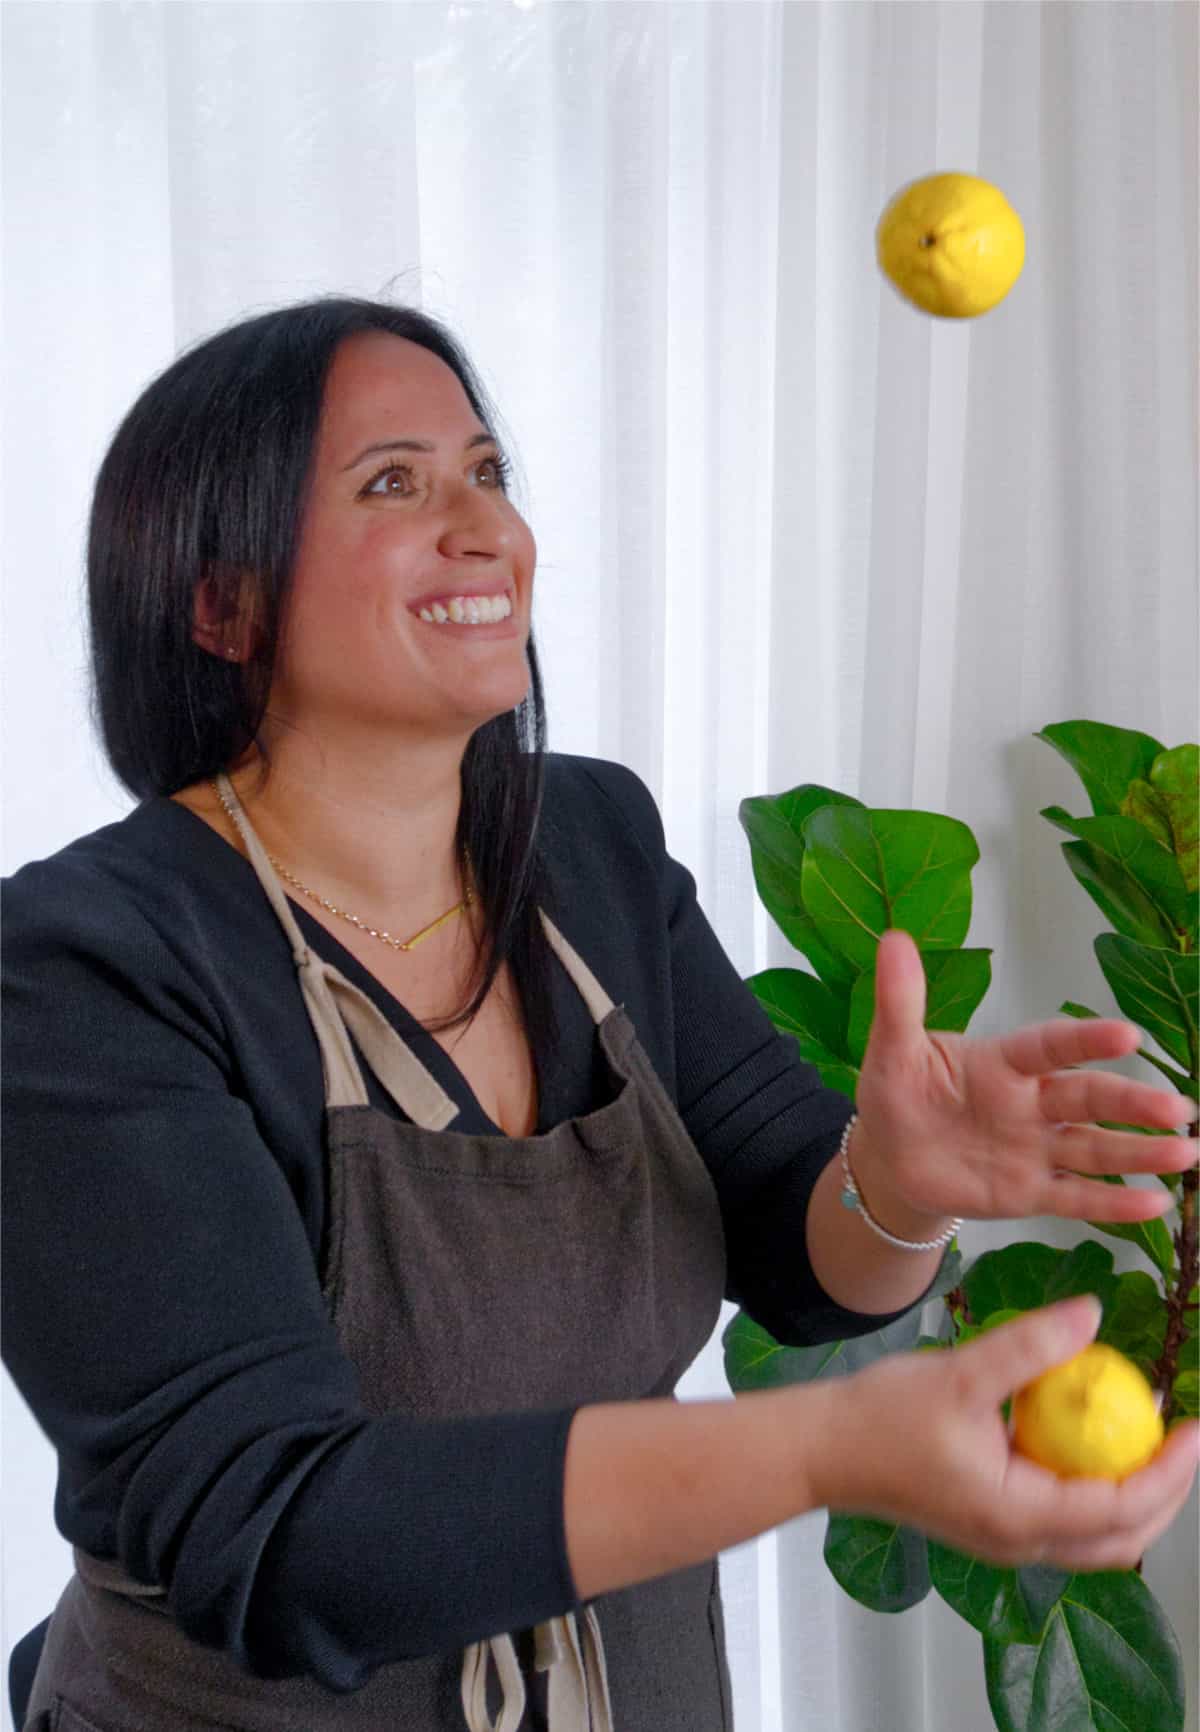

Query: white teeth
[418,593,514,626]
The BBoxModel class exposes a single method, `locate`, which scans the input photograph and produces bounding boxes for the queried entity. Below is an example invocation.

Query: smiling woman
[4,294,1196,1732]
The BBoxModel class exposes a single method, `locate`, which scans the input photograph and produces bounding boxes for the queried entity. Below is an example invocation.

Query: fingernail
[1068,1294,1103,1332]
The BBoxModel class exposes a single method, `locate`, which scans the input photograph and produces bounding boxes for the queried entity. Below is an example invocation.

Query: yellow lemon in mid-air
[1012,1343,1164,1480]
[876,172,1025,318]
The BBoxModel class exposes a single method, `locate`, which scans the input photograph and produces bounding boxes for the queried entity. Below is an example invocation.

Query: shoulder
[540,752,666,866]
[2,802,229,1030]
[5,808,155,943]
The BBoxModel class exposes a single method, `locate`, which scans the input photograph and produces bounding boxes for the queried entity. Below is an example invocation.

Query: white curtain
[3,3,1196,1729]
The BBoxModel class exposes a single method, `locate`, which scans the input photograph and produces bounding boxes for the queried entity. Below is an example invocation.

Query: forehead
[316,331,485,454]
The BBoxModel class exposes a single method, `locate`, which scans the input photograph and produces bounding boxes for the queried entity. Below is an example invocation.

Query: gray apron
[25,774,734,1732]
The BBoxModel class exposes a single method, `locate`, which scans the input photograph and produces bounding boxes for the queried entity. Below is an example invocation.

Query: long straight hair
[87,295,557,1053]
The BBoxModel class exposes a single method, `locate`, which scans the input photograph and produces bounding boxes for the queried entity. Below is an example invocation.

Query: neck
[225,727,471,935]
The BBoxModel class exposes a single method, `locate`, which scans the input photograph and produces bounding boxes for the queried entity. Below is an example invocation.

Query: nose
[436,476,517,561]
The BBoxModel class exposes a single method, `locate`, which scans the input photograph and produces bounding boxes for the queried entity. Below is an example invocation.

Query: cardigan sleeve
[575,758,950,1346]
[0,854,582,1689]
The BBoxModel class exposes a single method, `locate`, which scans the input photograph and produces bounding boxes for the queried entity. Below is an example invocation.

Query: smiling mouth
[413,592,515,626]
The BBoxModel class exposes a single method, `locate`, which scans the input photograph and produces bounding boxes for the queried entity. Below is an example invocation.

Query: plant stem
[944,1285,972,1335]
[1152,1146,1198,1427]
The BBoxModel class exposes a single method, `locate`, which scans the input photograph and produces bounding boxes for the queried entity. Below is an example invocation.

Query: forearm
[804,1120,955,1315]
[563,1384,826,1601]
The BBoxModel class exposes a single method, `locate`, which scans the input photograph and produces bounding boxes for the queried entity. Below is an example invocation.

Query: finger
[1104,1418,1200,1524]
[1040,1170,1177,1223]
[956,1294,1103,1406]
[1038,1070,1198,1136]
[1005,1417,1200,1555]
[999,1018,1141,1078]
[1039,1502,1182,1573]
[869,931,927,1062]
[1038,1124,1200,1183]
[1040,1457,1199,1572]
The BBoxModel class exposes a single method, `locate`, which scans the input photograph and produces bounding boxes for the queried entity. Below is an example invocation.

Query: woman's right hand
[809,1294,1200,1573]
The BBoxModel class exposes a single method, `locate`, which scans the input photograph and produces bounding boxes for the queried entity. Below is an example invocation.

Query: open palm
[852,930,1198,1225]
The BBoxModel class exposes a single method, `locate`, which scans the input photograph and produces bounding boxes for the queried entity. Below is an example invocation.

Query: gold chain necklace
[211,778,473,953]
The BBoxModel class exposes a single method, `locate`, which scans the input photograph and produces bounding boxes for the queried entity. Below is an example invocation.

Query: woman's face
[268,330,537,746]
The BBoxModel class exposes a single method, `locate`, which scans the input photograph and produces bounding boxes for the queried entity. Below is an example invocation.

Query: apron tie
[461,1611,614,1732]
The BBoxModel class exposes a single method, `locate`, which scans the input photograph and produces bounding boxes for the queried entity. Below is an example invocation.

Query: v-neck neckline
[157,794,548,1139]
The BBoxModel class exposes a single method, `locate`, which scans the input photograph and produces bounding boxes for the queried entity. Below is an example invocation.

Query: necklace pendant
[840,1186,860,1211]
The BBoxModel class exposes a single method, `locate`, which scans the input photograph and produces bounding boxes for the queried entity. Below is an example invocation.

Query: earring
[226,646,237,659]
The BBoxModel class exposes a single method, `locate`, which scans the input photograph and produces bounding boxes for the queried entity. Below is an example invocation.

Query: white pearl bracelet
[838,1113,963,1252]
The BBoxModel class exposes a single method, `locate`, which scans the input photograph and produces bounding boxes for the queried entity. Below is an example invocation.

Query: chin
[454,670,532,730]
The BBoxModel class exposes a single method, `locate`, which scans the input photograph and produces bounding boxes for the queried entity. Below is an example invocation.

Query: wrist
[796,1375,866,1513]
[846,1116,957,1244]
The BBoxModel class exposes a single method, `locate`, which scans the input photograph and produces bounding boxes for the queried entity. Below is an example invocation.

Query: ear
[192,569,259,664]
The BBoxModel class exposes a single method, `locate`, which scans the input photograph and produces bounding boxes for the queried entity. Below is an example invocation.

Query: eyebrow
[341,432,498,471]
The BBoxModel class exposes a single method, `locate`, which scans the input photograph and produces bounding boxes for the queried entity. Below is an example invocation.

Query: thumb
[959,1294,1103,1405]
[868,929,927,1060]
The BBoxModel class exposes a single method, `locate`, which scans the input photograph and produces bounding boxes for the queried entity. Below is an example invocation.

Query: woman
[3,295,1196,1732]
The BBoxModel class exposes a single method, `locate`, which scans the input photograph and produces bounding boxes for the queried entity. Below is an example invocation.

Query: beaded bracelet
[838,1113,963,1252]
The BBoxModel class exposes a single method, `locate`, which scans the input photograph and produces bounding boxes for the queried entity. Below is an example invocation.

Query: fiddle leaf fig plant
[724,719,1198,1732]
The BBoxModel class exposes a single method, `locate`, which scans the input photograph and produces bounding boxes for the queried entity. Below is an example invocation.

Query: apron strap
[537,915,616,1025]
[461,1612,615,1732]
[214,773,458,1122]
[306,953,460,1126]
[213,776,619,1122]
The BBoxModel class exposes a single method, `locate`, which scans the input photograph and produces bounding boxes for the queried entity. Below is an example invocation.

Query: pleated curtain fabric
[3,4,1196,1729]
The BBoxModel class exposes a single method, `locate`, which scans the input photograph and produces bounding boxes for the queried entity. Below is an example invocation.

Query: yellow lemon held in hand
[876,172,1025,318]
[1012,1343,1165,1481]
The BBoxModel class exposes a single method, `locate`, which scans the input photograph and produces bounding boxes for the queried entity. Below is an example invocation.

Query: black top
[2,752,938,1688]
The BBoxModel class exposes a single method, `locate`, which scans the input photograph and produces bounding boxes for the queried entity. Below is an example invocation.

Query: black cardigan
[2,752,938,1689]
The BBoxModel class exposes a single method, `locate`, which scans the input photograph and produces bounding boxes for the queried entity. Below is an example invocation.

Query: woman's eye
[362,464,416,498]
[359,455,510,499]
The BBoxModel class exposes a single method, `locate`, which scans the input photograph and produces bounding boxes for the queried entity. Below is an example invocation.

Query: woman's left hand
[850,930,1199,1228]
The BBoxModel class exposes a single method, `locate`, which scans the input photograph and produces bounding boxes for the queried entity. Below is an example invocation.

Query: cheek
[512,518,537,585]
[291,520,420,623]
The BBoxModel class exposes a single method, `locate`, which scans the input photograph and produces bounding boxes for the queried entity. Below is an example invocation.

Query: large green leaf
[746,967,850,1063]
[723,1248,964,1392]
[798,807,978,973]
[1123,777,1177,853]
[1171,1370,1198,1417]
[1039,809,1191,948]
[1043,1242,1121,1310]
[929,1548,1070,1643]
[1146,744,1199,894]
[984,1570,1185,1732]
[963,1243,1065,1321]
[824,1514,931,1613]
[739,788,863,986]
[723,1304,925,1393]
[845,948,993,1067]
[1035,722,1164,819]
[962,1242,1120,1326]
[1098,1271,1167,1379]
[746,967,859,1099]
[1086,1172,1176,1284]
[1095,934,1198,1072]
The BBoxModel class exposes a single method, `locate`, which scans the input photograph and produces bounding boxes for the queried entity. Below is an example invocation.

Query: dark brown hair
[86,294,556,1052]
